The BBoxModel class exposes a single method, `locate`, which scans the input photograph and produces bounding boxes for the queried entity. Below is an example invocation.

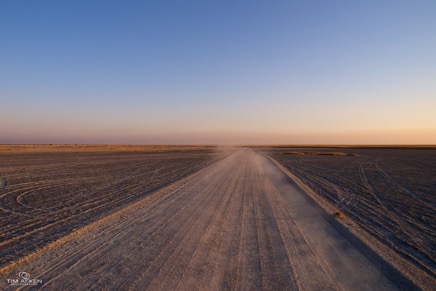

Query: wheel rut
[1,149,399,290]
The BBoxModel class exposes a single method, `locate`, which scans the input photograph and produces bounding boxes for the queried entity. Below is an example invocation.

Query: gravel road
[1,149,400,290]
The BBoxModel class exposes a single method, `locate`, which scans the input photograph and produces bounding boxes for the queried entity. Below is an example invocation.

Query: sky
[1,0,435,145]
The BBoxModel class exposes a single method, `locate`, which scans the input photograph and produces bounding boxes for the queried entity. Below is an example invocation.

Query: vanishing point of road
[2,149,398,290]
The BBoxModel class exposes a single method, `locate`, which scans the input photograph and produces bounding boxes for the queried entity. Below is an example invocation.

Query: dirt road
[1,149,400,290]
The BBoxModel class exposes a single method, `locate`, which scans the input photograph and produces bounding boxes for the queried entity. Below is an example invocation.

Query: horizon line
[1,143,435,148]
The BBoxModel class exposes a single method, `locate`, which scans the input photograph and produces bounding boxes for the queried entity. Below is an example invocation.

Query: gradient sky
[1,0,435,144]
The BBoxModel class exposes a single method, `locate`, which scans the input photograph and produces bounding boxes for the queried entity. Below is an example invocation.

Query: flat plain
[0,146,434,290]
[263,146,435,287]
[0,146,226,269]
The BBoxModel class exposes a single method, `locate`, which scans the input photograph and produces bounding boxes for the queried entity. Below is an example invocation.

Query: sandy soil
[0,149,406,290]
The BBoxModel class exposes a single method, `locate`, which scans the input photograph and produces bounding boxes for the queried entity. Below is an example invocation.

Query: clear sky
[1,0,435,145]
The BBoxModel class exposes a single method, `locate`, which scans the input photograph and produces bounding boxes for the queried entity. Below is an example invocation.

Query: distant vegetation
[283,151,359,156]
[269,145,436,150]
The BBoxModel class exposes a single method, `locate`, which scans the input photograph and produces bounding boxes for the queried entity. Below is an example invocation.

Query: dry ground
[1,148,428,290]
[264,147,435,288]
[0,147,226,268]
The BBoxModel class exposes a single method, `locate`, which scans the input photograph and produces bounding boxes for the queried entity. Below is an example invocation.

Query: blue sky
[1,0,435,144]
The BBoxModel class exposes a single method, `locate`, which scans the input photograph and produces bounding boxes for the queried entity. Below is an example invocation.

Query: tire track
[1,149,400,290]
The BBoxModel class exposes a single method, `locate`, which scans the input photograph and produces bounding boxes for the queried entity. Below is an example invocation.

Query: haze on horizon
[1,1,435,145]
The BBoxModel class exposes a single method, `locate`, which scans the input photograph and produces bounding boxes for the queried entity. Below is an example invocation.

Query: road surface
[1,149,398,290]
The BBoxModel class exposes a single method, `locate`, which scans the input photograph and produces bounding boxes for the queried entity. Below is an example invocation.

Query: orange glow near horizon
[1,1,435,145]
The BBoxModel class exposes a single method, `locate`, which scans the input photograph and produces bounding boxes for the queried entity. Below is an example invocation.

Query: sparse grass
[283,151,358,156]
[267,145,436,149]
